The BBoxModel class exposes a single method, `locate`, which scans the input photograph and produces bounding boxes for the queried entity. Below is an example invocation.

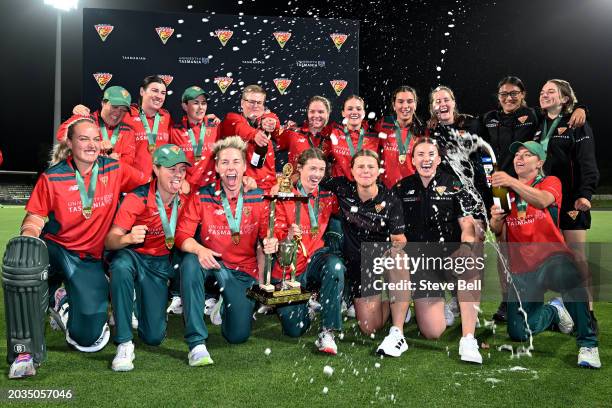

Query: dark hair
[392,85,418,106]
[545,79,578,114]
[297,148,326,168]
[139,75,166,106]
[307,95,331,114]
[412,136,441,155]
[496,76,527,109]
[350,149,380,168]
[342,94,365,110]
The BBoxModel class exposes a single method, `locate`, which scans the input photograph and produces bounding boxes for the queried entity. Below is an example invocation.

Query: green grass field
[0,206,610,407]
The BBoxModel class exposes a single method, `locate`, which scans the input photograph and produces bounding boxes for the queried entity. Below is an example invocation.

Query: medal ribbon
[344,127,365,157]
[540,116,561,153]
[75,162,99,214]
[515,175,544,216]
[307,132,323,149]
[220,187,244,238]
[100,122,120,146]
[139,110,161,147]
[155,189,179,245]
[394,120,413,158]
[296,181,319,233]
[187,122,206,158]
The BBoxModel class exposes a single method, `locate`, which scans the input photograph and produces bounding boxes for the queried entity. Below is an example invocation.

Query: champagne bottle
[491,162,511,213]
[250,132,270,169]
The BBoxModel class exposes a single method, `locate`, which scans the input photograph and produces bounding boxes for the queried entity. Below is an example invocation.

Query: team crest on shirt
[100,175,108,186]
[93,72,112,90]
[435,186,447,196]
[517,115,528,124]
[374,201,386,213]
[94,24,114,42]
[330,33,348,50]
[273,31,292,48]
[567,210,579,220]
[330,80,348,96]
[155,27,174,45]
[214,77,233,94]
[215,29,233,46]
[243,207,252,217]
[378,132,388,139]
[558,127,567,135]
[273,78,292,95]
[158,75,174,87]
[69,184,79,192]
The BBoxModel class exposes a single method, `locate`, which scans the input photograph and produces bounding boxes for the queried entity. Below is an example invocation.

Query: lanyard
[75,162,99,219]
[344,127,365,156]
[155,189,179,249]
[296,181,320,234]
[187,122,207,159]
[540,116,561,153]
[394,119,413,163]
[220,188,244,244]
[100,121,120,146]
[515,175,544,217]
[139,110,161,149]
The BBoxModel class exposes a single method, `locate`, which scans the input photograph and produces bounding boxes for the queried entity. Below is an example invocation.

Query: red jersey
[272,186,338,279]
[219,112,281,192]
[174,184,269,278]
[112,182,188,257]
[505,175,569,273]
[56,112,138,168]
[375,116,424,189]
[26,156,149,259]
[123,104,173,176]
[170,116,220,188]
[278,122,330,170]
[325,122,380,180]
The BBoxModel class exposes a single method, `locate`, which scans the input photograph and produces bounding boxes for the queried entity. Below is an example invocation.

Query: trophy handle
[263,199,277,287]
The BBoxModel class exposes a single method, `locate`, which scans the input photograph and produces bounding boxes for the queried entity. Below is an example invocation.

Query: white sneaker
[210,297,223,326]
[166,296,183,315]
[131,313,139,330]
[204,298,218,316]
[8,353,36,379]
[112,341,135,372]
[459,333,482,364]
[315,330,338,355]
[549,297,574,334]
[578,347,601,369]
[346,304,356,319]
[376,326,408,357]
[444,302,455,327]
[188,344,214,366]
[404,307,412,324]
[341,300,348,314]
[257,304,273,315]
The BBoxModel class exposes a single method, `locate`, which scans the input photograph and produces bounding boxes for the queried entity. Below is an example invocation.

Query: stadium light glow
[44,0,78,11]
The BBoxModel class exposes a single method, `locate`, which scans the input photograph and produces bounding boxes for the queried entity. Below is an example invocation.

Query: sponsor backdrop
[83,8,359,123]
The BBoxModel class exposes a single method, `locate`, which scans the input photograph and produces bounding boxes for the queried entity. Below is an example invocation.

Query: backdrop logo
[93,72,113,90]
[330,80,348,96]
[94,24,114,42]
[242,59,264,65]
[214,77,234,94]
[158,75,174,86]
[273,78,292,95]
[215,29,234,47]
[178,56,210,64]
[330,33,348,50]
[122,56,147,61]
[273,31,292,48]
[155,27,174,44]
[296,60,326,68]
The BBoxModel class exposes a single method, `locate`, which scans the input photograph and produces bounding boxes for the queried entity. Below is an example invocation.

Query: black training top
[394,170,471,243]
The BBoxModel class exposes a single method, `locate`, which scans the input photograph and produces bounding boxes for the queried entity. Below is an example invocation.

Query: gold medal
[517,210,526,220]
[311,226,319,235]
[82,207,93,219]
[165,237,175,250]
[148,143,156,153]
[231,232,241,245]
[195,155,202,162]
[398,154,406,164]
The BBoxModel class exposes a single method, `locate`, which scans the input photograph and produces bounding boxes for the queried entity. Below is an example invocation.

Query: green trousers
[181,254,256,350]
[109,249,175,345]
[507,254,597,348]
[46,239,108,347]
[276,248,345,337]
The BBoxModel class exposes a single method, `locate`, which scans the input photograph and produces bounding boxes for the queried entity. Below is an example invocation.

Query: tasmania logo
[330,80,348,96]
[273,31,292,49]
[155,27,174,45]
[273,78,292,95]
[330,33,348,51]
[214,77,233,94]
[215,29,234,47]
[158,75,174,87]
[94,24,114,42]
[93,73,112,90]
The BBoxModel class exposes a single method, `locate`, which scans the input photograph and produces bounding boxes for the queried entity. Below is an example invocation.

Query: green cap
[102,86,131,107]
[153,144,192,167]
[181,85,209,102]
[509,141,546,161]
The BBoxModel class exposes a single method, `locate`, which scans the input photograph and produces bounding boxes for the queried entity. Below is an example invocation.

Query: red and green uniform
[325,122,380,180]
[109,182,187,346]
[175,184,268,349]
[278,122,330,170]
[219,112,281,192]
[25,156,148,347]
[503,175,597,348]
[272,185,344,336]
[171,116,220,188]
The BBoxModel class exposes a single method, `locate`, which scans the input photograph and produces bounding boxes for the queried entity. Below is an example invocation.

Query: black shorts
[345,261,379,299]
[412,268,446,300]
[560,207,591,230]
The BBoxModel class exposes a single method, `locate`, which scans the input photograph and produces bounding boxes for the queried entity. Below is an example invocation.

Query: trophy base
[247,284,311,306]
[285,280,301,288]
[259,283,275,292]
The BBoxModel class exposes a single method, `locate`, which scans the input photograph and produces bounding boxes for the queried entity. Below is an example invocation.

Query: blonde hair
[429,85,459,119]
[213,136,247,161]
[242,84,266,99]
[50,117,96,166]
[545,79,578,114]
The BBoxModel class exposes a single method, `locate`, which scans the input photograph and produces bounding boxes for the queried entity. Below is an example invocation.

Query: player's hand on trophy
[196,246,222,269]
[263,237,279,254]
[287,223,302,240]
[127,225,148,244]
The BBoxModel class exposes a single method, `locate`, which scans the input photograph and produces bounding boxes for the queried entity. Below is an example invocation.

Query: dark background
[2,0,611,190]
